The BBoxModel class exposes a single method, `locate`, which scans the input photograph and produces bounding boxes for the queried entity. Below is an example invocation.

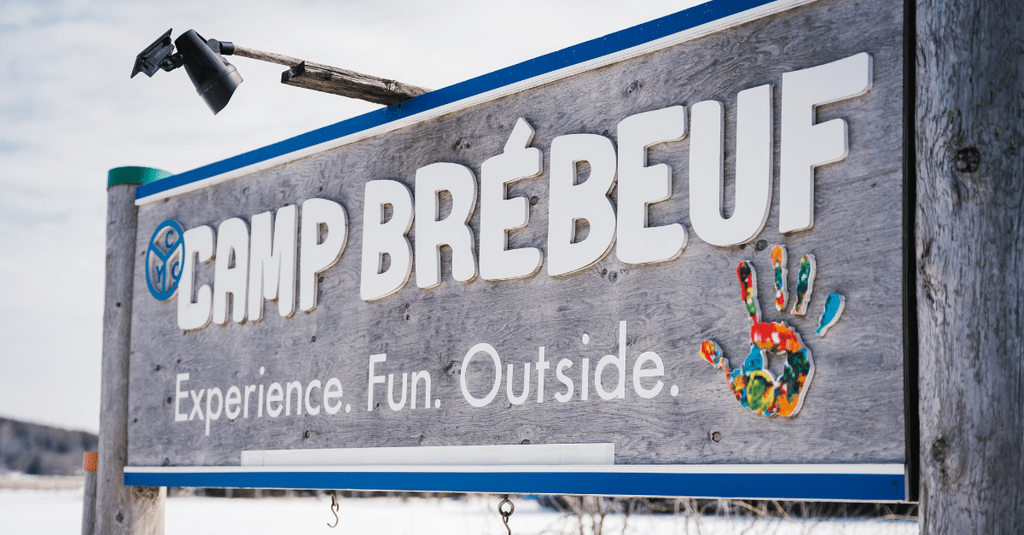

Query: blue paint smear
[817,293,845,335]
[742,344,765,373]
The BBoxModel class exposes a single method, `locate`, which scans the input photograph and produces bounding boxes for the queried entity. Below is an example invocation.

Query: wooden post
[916,1,1024,533]
[82,451,98,535]
[96,167,171,535]
[230,45,430,105]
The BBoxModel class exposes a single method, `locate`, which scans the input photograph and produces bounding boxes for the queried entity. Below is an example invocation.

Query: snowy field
[0,489,918,535]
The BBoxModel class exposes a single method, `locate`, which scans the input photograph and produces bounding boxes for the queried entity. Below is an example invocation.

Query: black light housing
[132,28,243,114]
[175,30,242,114]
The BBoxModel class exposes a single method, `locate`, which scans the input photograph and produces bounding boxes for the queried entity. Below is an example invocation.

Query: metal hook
[498,494,515,535]
[327,490,340,528]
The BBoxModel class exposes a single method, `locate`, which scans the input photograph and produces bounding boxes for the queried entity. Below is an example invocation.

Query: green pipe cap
[107,166,173,188]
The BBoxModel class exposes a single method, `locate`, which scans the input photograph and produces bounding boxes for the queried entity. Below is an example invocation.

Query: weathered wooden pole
[82,451,98,535]
[916,1,1024,533]
[96,167,171,535]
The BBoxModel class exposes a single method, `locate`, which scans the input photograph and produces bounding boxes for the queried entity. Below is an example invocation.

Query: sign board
[124,0,912,501]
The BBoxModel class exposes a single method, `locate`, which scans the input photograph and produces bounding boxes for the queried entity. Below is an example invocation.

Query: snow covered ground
[0,489,918,535]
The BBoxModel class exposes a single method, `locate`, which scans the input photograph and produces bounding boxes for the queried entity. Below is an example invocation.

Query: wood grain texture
[81,470,96,535]
[282,62,429,105]
[233,45,430,104]
[128,0,908,471]
[232,46,303,67]
[97,185,163,535]
[916,0,1024,532]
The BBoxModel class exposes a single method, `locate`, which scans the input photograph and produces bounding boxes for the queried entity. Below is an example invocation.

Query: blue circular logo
[146,220,185,301]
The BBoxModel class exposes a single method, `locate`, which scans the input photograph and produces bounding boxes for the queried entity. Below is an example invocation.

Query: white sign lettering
[169,53,872,332]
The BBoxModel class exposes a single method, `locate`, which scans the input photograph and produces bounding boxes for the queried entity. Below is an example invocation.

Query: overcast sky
[0,0,707,433]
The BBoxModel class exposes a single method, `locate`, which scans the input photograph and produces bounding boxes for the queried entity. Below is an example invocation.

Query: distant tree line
[0,417,97,476]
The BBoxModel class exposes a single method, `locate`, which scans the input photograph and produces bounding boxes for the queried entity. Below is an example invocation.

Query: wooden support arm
[232,45,430,105]
[231,45,303,67]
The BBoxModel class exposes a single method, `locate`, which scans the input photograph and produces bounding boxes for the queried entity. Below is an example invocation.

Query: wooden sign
[124,0,912,501]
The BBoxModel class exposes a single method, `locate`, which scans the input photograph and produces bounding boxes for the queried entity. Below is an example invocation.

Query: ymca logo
[146,220,184,301]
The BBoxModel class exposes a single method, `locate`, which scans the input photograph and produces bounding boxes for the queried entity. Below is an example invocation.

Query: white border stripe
[242,443,615,467]
[126,463,905,475]
[136,0,817,206]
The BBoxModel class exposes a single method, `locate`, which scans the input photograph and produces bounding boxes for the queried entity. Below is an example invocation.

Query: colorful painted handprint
[699,245,845,417]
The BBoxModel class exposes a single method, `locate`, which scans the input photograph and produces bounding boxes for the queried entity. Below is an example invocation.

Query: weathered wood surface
[128,0,907,469]
[282,61,429,105]
[916,0,1024,532]
[232,45,304,67]
[232,45,430,105]
[82,469,96,535]
[97,185,163,535]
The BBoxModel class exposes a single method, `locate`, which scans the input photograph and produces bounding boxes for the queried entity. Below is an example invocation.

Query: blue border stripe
[124,471,905,501]
[136,0,777,200]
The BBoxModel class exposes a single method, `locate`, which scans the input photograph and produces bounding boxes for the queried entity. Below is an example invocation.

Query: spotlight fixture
[132,28,429,114]
[132,29,242,114]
